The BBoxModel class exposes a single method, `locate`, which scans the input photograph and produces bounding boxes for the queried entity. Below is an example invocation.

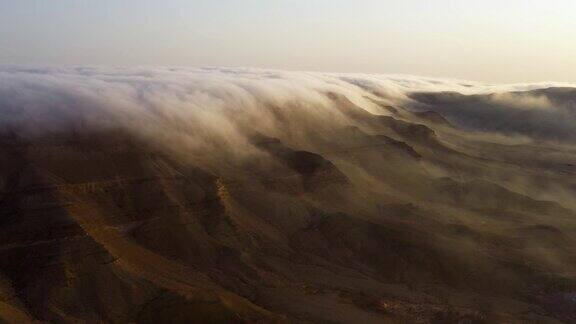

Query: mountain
[0,67,575,323]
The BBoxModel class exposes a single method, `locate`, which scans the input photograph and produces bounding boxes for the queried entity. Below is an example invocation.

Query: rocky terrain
[0,67,575,323]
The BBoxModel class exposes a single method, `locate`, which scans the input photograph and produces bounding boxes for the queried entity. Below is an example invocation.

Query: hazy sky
[0,0,574,83]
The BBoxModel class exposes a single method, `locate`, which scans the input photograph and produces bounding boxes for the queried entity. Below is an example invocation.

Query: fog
[2,66,575,144]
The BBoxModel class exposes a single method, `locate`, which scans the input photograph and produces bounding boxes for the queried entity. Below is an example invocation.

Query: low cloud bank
[1,65,575,149]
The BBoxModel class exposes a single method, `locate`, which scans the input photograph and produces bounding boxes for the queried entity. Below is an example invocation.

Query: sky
[0,0,574,83]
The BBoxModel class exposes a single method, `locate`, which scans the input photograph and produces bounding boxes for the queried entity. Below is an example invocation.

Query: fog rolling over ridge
[1,66,576,323]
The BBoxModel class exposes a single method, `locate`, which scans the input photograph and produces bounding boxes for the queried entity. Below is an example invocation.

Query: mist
[1,66,576,322]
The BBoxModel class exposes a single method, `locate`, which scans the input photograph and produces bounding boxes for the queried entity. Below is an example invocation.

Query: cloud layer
[1,65,575,151]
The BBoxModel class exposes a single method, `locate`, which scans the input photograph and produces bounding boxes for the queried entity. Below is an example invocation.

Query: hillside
[1,67,575,323]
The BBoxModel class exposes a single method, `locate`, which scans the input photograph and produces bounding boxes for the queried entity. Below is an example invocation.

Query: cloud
[1,65,575,156]
[408,88,576,143]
